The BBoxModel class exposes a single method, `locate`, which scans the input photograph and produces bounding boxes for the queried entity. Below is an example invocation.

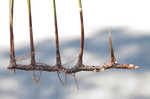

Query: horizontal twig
[7,63,138,74]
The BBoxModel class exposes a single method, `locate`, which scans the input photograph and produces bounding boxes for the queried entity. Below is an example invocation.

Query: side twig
[109,32,116,64]
[8,32,138,73]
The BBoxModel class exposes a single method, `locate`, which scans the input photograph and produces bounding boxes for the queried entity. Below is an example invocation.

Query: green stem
[78,0,82,8]
[53,0,56,16]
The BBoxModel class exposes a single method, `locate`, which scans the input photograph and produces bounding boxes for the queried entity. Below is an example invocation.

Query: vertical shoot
[77,0,85,67]
[27,0,36,66]
[53,0,61,66]
[9,0,16,66]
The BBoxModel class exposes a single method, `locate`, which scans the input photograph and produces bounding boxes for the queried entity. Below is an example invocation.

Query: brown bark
[8,63,138,74]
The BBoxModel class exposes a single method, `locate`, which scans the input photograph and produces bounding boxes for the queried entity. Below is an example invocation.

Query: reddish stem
[28,0,36,66]
[9,0,16,66]
[77,8,85,67]
[108,32,116,64]
[53,0,61,66]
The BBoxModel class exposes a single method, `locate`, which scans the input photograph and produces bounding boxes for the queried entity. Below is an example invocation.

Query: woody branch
[8,32,138,73]
[8,63,138,74]
[8,0,138,74]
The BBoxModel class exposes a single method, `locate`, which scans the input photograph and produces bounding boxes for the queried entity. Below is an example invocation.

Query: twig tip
[129,64,139,69]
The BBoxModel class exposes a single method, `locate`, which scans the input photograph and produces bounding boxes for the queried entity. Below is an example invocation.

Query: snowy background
[0,0,150,99]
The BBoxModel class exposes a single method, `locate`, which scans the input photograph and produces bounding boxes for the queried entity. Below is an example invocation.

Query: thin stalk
[108,32,116,64]
[27,0,36,66]
[53,0,61,66]
[52,0,66,86]
[9,0,16,66]
[77,0,85,67]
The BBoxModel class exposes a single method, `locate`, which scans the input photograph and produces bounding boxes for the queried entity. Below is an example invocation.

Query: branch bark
[7,63,138,74]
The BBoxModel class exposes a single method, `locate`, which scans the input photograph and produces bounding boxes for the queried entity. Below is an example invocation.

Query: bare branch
[7,0,138,86]
[7,63,138,74]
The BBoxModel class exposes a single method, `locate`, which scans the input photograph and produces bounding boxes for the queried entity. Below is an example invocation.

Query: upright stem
[9,0,16,66]
[108,32,116,64]
[52,0,65,86]
[53,0,61,66]
[27,0,36,66]
[77,0,85,67]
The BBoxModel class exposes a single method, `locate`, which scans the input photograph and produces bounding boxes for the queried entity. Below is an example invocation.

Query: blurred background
[0,0,150,99]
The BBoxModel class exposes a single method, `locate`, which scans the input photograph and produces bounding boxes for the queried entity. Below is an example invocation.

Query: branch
[8,63,138,74]
[7,0,138,85]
